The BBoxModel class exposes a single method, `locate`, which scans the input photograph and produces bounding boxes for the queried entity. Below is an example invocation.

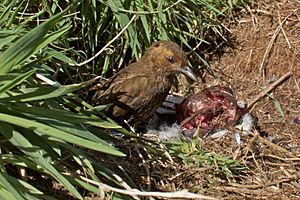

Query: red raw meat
[176,85,248,137]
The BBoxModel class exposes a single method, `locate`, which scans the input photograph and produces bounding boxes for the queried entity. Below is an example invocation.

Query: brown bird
[91,41,197,126]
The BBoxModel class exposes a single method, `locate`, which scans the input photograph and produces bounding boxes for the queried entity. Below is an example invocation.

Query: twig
[69,15,137,67]
[247,71,293,109]
[159,142,174,163]
[124,120,136,133]
[111,172,138,195]
[241,131,259,162]
[248,131,296,157]
[294,77,300,92]
[259,10,297,79]
[245,5,258,30]
[264,154,300,161]
[227,178,294,189]
[134,145,151,191]
[277,11,291,49]
[91,165,140,199]
[79,175,218,200]
[264,161,295,167]
[221,186,281,196]
[245,48,253,71]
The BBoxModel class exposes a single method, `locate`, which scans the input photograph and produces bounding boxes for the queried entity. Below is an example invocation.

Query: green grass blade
[0,8,67,74]
[0,189,18,200]
[107,0,139,57]
[0,123,83,200]
[31,22,72,59]
[11,104,99,124]
[47,48,78,65]
[0,113,125,156]
[5,1,24,29]
[0,83,89,102]
[0,171,23,200]
[2,173,43,196]
[0,69,36,94]
[0,0,17,27]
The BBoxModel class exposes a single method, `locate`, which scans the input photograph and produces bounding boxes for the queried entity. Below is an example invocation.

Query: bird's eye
[167,56,175,63]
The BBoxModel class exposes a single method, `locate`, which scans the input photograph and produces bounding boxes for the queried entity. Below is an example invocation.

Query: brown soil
[149,0,300,199]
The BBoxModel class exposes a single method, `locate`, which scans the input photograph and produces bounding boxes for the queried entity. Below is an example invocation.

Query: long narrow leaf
[0,123,83,200]
[0,7,67,74]
[0,83,89,102]
[0,69,36,94]
[0,113,125,156]
[0,171,23,200]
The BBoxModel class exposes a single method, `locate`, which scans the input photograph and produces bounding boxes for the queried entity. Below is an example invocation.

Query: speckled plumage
[90,41,197,125]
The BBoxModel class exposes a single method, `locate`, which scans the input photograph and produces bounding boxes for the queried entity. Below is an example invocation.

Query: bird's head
[144,40,198,81]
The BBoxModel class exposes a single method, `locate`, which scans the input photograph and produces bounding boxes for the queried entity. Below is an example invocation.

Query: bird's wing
[93,74,169,120]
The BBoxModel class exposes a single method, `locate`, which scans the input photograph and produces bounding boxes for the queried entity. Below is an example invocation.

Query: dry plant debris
[116,0,300,199]
[85,0,300,199]
[194,0,300,199]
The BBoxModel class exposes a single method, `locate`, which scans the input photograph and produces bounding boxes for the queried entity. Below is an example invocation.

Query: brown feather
[90,41,197,126]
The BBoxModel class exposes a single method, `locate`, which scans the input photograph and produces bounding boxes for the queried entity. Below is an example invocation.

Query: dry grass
[115,0,300,199]
[188,0,300,199]
[49,0,300,199]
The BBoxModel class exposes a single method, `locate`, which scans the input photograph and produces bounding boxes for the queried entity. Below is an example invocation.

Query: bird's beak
[178,66,198,82]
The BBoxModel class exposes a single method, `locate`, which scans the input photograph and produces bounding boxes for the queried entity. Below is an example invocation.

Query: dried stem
[248,71,293,108]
